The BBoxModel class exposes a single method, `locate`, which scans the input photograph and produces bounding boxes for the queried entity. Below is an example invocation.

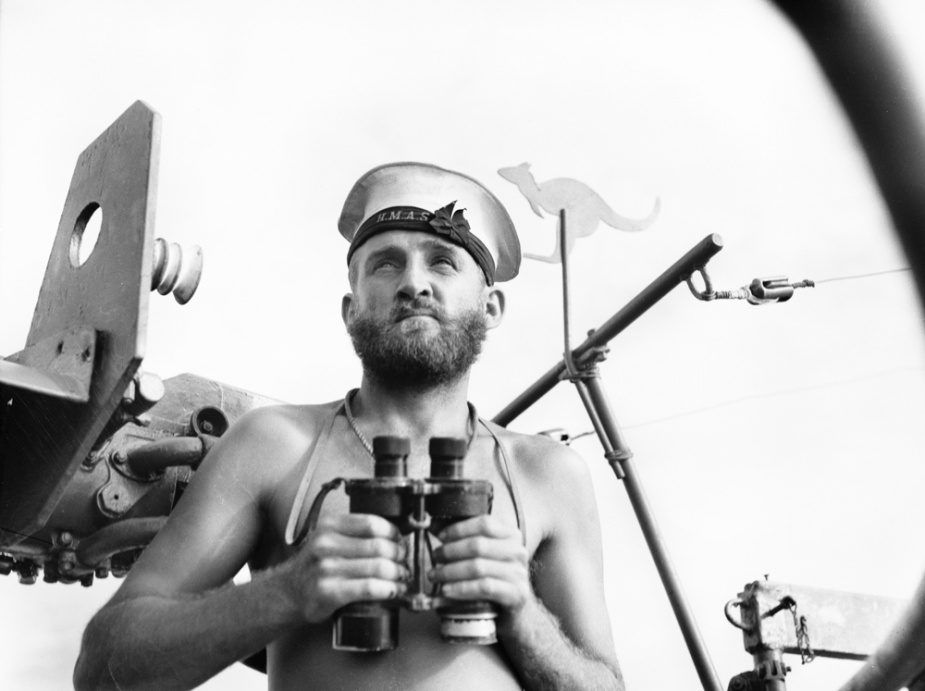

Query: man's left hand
[428,515,531,615]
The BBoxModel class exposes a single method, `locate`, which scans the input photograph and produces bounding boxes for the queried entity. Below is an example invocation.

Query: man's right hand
[285,513,410,623]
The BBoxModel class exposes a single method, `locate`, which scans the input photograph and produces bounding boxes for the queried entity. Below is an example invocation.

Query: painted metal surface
[0,100,160,546]
[731,580,908,661]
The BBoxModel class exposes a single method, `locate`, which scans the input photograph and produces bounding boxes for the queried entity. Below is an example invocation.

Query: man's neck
[350,376,474,464]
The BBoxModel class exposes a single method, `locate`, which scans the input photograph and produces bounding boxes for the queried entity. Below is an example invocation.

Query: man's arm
[429,439,623,690]
[74,406,409,691]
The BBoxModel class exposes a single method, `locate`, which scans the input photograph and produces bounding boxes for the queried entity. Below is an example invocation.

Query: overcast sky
[3,1,925,689]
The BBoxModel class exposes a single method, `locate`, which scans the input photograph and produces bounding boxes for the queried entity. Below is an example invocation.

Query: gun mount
[0,101,279,586]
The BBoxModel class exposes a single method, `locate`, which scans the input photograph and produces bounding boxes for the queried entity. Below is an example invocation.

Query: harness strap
[479,418,527,548]
[284,402,341,546]
[283,403,528,549]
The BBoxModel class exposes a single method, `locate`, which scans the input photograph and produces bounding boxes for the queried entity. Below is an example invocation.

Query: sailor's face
[343,231,497,334]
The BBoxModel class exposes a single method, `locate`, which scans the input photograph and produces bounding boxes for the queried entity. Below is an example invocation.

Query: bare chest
[259,417,535,567]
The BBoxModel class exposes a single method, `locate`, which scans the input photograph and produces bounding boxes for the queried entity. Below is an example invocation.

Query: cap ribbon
[347,202,496,284]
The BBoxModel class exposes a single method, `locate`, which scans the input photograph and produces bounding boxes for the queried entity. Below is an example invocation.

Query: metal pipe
[492,233,724,427]
[125,435,214,475]
[838,568,925,691]
[752,649,789,691]
[490,231,725,688]
[769,2,925,689]
[76,516,168,568]
[582,375,723,691]
[553,212,721,684]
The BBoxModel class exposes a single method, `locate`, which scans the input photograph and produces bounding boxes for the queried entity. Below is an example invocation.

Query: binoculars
[307,435,495,652]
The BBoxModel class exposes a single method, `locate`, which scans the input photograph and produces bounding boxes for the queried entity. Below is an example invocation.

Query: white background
[2,1,925,688]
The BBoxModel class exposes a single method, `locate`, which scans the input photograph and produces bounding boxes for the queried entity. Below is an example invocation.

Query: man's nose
[397,261,433,299]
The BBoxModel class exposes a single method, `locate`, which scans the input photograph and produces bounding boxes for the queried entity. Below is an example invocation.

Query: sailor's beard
[347,300,488,391]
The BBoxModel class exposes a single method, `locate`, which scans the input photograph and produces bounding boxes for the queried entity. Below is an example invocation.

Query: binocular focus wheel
[439,608,498,645]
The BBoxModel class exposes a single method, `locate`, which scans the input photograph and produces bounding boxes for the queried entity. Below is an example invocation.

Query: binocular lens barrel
[429,436,467,479]
[333,602,399,652]
[373,435,410,478]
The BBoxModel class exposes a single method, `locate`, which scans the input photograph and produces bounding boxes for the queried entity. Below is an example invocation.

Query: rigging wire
[620,365,925,431]
[689,265,913,305]
[554,267,920,442]
[545,366,925,443]
[814,267,911,284]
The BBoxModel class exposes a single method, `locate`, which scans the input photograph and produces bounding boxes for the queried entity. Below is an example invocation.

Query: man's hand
[427,515,532,617]
[286,513,411,623]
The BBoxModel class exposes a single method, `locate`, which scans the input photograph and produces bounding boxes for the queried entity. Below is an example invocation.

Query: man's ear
[484,287,505,330]
[341,293,355,327]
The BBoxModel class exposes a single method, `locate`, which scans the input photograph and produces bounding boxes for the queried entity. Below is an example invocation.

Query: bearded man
[74,163,623,690]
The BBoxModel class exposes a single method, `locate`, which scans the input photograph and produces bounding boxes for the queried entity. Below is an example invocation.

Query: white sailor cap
[338,162,521,284]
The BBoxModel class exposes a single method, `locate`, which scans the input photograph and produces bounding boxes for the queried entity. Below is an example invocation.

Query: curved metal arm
[772,1,925,689]
[724,599,751,632]
[493,233,724,427]
[76,516,168,568]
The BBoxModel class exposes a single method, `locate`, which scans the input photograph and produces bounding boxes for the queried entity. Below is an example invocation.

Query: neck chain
[343,388,479,459]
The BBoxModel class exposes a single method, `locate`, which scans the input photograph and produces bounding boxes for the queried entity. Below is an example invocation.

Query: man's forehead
[360,231,465,256]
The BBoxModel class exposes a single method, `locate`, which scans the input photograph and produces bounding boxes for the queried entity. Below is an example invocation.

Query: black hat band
[346,204,496,285]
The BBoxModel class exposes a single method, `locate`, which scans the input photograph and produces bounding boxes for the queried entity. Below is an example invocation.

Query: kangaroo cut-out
[497,162,659,262]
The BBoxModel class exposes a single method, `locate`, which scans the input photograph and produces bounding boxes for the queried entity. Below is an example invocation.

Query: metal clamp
[725,598,752,632]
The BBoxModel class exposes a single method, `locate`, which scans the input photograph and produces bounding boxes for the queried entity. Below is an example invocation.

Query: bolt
[113,450,127,465]
[43,565,59,584]
[80,573,94,587]
[95,559,111,579]
[135,372,165,407]
[728,677,749,691]
[201,420,214,434]
[59,549,77,574]
[18,561,38,585]
[83,449,106,469]
[59,531,74,547]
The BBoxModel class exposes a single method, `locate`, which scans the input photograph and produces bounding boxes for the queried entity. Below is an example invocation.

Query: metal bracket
[732,579,907,661]
[0,326,97,402]
[0,101,160,547]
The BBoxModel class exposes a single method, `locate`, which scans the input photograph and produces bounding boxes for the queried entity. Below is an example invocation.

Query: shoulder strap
[284,402,342,546]
[478,418,527,548]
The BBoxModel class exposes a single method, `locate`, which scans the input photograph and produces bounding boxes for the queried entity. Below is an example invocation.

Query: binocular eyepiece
[330,435,495,652]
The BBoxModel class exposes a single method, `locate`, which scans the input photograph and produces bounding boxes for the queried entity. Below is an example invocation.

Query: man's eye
[432,256,455,267]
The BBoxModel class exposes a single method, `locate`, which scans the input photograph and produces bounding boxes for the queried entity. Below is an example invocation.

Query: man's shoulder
[238,400,341,429]
[480,420,589,484]
[209,400,342,471]
[480,421,598,545]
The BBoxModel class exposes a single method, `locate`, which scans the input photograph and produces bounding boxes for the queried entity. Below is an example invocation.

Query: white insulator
[151,238,203,304]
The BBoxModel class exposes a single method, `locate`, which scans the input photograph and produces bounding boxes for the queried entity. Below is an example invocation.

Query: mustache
[390,299,445,322]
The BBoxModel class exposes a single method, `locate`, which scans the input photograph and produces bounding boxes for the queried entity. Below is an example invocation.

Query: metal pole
[582,375,723,691]
[492,232,726,690]
[492,233,724,427]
